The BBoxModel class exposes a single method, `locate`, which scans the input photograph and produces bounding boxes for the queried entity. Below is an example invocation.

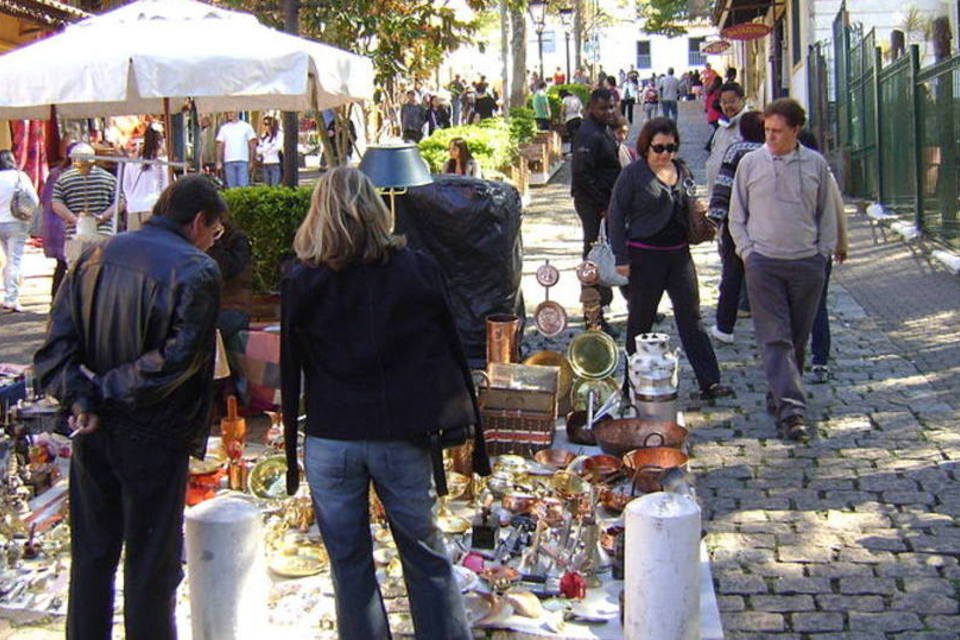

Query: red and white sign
[701,40,732,55]
[721,22,772,41]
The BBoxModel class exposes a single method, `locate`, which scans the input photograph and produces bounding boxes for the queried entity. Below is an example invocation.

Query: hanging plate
[533,300,568,338]
[566,330,620,380]
[535,262,561,288]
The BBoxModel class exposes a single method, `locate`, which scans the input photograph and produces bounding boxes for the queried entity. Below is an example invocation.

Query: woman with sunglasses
[607,117,732,400]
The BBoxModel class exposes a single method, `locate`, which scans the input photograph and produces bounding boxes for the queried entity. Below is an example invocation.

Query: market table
[0,422,724,640]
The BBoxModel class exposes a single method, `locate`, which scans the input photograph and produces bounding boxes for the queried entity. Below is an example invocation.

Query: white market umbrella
[0,0,374,119]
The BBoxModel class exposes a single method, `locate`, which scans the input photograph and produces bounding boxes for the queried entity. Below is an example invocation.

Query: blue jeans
[304,437,471,640]
[810,258,833,366]
[0,220,30,305]
[223,161,249,188]
[262,164,281,186]
[661,100,678,121]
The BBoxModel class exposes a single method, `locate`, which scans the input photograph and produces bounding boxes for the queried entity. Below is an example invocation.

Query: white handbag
[587,223,629,287]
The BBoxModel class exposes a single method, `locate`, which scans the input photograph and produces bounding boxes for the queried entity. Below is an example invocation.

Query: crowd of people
[1,56,849,640]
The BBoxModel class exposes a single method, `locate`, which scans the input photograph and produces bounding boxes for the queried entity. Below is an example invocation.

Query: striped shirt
[53,166,118,236]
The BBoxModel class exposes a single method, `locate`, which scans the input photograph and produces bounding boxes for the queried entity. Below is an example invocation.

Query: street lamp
[528,0,548,81]
[559,6,573,83]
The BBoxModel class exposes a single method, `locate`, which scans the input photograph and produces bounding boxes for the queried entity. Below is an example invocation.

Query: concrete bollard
[623,492,701,640]
[185,495,268,640]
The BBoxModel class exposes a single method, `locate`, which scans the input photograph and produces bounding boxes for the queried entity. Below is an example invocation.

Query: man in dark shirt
[570,88,621,333]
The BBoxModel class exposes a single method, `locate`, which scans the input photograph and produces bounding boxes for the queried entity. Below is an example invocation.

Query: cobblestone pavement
[2,100,960,638]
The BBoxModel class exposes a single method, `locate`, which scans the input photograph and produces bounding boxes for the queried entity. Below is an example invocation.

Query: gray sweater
[729,144,838,260]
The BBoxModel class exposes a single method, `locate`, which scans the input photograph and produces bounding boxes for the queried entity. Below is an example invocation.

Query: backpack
[643,86,659,104]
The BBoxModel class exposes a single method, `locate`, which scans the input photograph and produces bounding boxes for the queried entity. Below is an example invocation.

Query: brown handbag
[686,194,716,245]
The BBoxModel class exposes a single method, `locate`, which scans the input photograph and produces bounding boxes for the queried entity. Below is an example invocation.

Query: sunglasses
[650,144,678,154]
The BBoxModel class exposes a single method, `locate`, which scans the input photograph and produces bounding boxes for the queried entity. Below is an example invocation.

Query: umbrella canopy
[0,0,374,119]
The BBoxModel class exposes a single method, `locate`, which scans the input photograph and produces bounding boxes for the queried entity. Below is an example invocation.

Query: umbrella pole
[164,97,174,183]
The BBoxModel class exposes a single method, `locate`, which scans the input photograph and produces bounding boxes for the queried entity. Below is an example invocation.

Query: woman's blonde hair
[293,166,405,270]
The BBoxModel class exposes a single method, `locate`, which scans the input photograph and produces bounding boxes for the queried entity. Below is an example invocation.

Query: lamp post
[528,0,548,81]
[559,6,573,83]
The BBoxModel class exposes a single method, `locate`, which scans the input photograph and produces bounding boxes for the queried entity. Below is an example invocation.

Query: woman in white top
[257,116,284,186]
[560,89,584,144]
[0,149,39,312]
[121,124,169,231]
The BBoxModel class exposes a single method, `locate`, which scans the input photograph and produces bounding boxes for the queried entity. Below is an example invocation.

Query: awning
[0,0,88,28]
[713,0,780,31]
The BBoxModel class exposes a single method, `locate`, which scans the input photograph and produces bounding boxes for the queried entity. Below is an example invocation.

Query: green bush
[221,186,312,292]
[418,118,517,174]
[507,107,537,146]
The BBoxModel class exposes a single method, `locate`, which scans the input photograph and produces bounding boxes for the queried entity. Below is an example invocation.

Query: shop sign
[721,22,772,41]
[701,40,732,55]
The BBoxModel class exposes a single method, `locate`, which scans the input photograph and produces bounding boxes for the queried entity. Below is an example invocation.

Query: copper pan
[581,454,623,483]
[622,447,689,494]
[502,491,538,514]
[592,418,688,457]
[533,448,577,471]
[533,300,567,338]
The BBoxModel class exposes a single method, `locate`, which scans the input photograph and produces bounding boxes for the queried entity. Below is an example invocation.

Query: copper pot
[598,484,635,513]
[533,448,577,470]
[502,491,538,514]
[531,496,564,526]
[565,410,615,445]
[622,447,689,494]
[592,418,688,457]
[486,314,521,364]
[581,454,623,483]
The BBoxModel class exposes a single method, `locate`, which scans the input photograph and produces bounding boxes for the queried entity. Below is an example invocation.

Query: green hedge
[221,186,312,292]
[525,83,592,126]
[418,110,536,175]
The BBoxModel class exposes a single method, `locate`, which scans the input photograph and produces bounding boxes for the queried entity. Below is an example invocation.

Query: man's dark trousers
[67,427,189,640]
[744,253,826,421]
[573,196,613,308]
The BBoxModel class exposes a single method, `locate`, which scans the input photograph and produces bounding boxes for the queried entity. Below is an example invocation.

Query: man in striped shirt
[52,143,120,238]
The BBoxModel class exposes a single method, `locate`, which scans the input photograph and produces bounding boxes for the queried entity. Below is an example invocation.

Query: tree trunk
[509,7,526,112]
[573,0,583,73]
[282,0,300,186]
[501,1,511,112]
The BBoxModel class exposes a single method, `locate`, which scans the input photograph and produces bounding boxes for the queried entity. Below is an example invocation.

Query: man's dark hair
[558,89,570,98]
[738,111,765,143]
[667,67,675,75]
[537,81,547,90]
[152,175,227,225]
[635,117,681,157]
[719,82,744,98]
[763,98,806,128]
[589,88,613,104]
[725,67,737,81]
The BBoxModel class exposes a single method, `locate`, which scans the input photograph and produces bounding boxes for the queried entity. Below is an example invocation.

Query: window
[688,37,706,66]
[791,0,801,65]
[636,41,652,69]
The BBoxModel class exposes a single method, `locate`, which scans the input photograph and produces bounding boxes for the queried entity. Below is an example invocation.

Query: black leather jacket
[570,115,621,211]
[34,216,221,458]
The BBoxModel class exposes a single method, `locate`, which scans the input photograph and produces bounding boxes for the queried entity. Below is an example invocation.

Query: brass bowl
[566,330,620,380]
[493,455,528,475]
[550,470,589,498]
[445,471,471,500]
[622,447,689,494]
[581,454,623,482]
[248,455,290,500]
[592,418,688,457]
[570,377,620,412]
[523,350,574,405]
[533,448,577,471]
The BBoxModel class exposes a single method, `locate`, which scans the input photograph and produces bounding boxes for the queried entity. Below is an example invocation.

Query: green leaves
[222,186,313,292]
[636,0,690,37]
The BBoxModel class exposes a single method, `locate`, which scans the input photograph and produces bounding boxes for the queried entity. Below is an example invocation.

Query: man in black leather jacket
[34,176,227,640]
[571,88,621,334]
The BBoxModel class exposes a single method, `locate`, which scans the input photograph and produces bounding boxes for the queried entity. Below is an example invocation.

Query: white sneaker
[710,325,734,344]
[1,302,23,313]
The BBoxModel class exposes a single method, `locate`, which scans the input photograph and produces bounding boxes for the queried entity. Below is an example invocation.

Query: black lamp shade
[359,144,433,189]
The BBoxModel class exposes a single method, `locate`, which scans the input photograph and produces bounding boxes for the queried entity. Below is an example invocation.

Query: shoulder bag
[10,172,38,222]
[678,164,716,245]
[587,223,629,286]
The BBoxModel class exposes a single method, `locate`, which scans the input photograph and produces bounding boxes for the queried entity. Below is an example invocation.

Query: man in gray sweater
[729,98,838,441]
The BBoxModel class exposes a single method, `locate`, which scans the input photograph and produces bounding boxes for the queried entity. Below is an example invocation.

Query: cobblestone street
[1,100,959,638]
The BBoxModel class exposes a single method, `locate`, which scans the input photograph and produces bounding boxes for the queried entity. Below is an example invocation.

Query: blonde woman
[280,167,489,640]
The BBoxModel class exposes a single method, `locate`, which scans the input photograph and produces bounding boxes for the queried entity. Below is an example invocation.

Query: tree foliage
[636,0,690,37]
[214,0,491,93]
